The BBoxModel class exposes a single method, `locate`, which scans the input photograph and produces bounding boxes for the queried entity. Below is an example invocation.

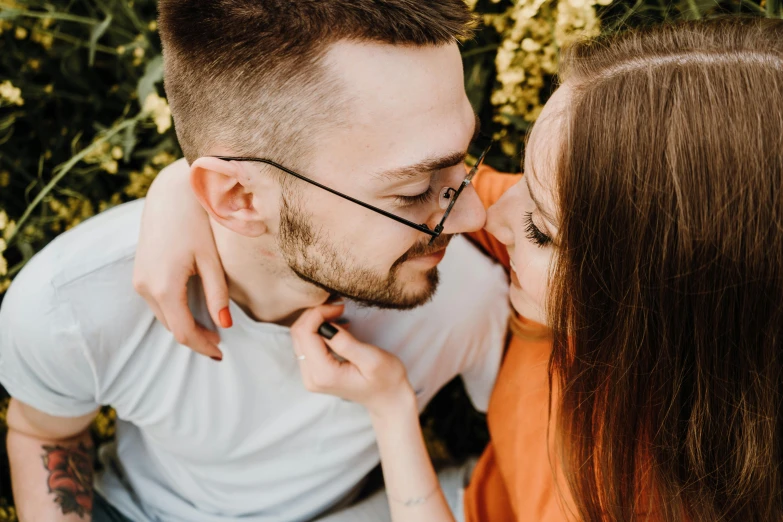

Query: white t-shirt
[0,199,509,522]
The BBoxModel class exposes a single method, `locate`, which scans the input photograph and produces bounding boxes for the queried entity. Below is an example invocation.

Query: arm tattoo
[41,442,93,518]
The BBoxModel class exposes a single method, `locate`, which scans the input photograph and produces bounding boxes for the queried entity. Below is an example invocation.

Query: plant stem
[461,44,500,58]
[5,118,138,246]
[0,8,134,39]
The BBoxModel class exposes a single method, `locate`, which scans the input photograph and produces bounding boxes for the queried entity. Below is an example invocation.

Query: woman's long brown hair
[548,17,783,521]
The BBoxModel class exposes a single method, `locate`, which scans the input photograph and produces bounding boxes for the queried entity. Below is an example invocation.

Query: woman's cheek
[509,247,550,324]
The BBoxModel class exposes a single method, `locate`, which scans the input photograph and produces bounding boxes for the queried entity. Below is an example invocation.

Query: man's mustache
[396,234,453,265]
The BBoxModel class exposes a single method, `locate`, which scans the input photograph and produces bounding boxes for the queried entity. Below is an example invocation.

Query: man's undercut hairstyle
[158,0,476,166]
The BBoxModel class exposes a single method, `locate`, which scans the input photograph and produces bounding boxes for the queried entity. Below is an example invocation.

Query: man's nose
[439,183,486,235]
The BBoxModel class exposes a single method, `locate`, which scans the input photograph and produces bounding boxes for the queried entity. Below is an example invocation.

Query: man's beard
[277,195,450,310]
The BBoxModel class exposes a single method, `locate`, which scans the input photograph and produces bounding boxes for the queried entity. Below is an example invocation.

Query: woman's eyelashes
[524,211,552,247]
[394,186,434,208]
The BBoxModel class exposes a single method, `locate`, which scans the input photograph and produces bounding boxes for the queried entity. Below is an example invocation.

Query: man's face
[271,41,485,309]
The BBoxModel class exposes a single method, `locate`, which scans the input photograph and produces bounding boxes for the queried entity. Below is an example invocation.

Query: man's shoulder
[31,199,144,288]
[0,199,148,341]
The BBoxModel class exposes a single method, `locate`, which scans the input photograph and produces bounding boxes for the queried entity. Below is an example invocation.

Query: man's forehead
[371,114,480,182]
[323,40,465,119]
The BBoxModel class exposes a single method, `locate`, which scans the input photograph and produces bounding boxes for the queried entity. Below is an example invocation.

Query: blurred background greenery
[0,0,780,519]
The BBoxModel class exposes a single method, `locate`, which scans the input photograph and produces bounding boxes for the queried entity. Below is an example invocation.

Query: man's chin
[349,270,439,310]
[293,265,440,310]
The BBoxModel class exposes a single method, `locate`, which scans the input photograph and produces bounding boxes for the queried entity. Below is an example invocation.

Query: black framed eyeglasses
[212,141,492,245]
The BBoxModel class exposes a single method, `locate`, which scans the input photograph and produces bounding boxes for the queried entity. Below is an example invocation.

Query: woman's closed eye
[524,211,552,247]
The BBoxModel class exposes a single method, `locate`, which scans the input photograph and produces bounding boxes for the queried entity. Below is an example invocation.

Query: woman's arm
[290,304,456,522]
[133,158,227,359]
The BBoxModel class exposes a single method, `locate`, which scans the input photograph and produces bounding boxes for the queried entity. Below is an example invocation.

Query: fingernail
[318,322,338,340]
[211,355,222,362]
[219,307,233,328]
[335,317,350,325]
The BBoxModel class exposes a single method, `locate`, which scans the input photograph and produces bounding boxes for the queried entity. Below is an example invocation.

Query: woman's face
[484,85,571,324]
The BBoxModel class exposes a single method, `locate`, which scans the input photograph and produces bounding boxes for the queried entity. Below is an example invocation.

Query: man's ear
[189,157,267,237]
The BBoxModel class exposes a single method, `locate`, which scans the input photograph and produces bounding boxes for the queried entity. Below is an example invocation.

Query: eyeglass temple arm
[212,156,437,237]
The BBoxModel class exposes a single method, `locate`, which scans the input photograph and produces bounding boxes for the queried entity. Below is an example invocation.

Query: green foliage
[0,0,176,292]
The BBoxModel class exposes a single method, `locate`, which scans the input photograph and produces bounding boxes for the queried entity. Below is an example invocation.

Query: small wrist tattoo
[388,483,440,507]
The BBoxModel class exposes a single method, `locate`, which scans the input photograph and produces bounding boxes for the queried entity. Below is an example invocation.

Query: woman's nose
[485,195,514,247]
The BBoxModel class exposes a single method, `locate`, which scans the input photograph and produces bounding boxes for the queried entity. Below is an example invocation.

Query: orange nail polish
[219,307,233,328]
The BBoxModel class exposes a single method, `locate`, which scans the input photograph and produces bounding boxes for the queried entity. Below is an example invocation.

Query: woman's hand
[290,303,415,417]
[293,304,455,522]
[132,158,230,361]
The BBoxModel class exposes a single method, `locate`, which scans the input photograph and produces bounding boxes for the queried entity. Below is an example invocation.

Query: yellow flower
[125,165,158,198]
[0,80,24,106]
[2,220,16,241]
[152,151,176,166]
[0,255,6,277]
[111,146,124,160]
[14,26,27,39]
[521,37,541,52]
[0,210,7,230]
[102,160,119,174]
[142,93,172,134]
[148,20,158,31]
[37,32,54,49]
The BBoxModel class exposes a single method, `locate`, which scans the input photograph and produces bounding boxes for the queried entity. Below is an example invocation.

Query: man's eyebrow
[373,151,468,182]
[525,174,558,225]
[373,113,481,182]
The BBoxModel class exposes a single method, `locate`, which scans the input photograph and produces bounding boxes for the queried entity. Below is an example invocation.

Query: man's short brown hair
[158,0,476,165]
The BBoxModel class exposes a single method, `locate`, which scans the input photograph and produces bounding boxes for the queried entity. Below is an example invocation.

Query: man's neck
[213,225,329,326]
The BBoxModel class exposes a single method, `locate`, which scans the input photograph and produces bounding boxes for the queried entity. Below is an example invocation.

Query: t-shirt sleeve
[0,266,99,418]
[466,165,523,270]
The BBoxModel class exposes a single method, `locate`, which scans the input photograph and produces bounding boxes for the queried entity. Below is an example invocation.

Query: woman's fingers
[196,250,231,329]
[159,279,224,360]
[319,323,379,372]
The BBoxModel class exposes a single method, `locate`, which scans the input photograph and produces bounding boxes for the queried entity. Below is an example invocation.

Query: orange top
[465,166,574,522]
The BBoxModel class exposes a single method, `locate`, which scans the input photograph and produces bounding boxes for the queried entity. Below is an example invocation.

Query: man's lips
[411,247,446,260]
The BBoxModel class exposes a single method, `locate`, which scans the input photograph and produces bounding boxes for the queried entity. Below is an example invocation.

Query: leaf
[88,14,113,67]
[122,119,138,162]
[0,8,22,20]
[0,114,16,132]
[137,55,164,109]
[768,0,782,18]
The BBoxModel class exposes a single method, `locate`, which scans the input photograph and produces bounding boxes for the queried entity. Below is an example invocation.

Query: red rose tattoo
[41,443,93,517]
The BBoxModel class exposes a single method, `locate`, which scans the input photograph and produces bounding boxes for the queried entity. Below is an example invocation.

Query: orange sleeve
[465,165,521,271]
